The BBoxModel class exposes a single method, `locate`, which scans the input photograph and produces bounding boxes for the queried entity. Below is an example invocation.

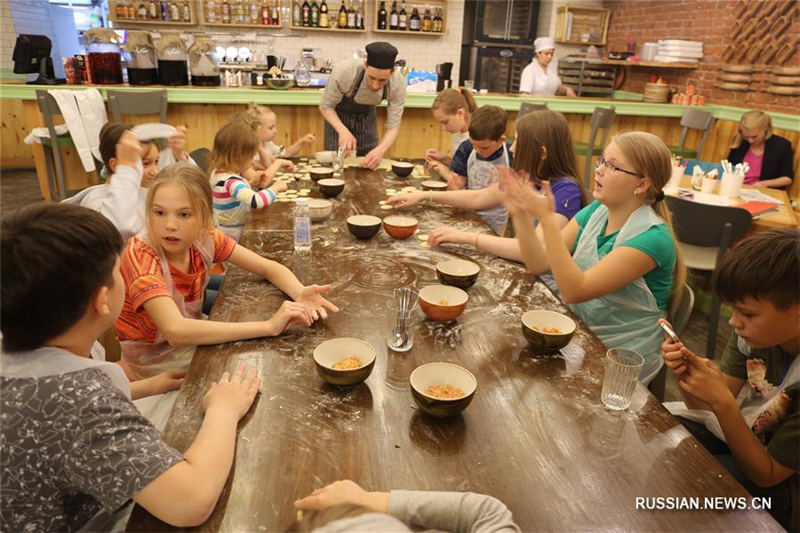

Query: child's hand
[300,133,316,145]
[659,319,687,376]
[277,158,295,173]
[294,480,388,514]
[677,350,733,411]
[426,159,447,175]
[425,148,445,162]
[269,179,288,194]
[266,300,315,333]
[428,225,468,247]
[146,369,187,394]
[167,125,188,161]
[202,365,261,420]
[499,167,554,219]
[387,191,425,209]
[295,284,340,321]
[116,130,144,168]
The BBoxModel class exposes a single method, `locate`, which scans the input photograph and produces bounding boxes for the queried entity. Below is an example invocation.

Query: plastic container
[294,198,312,252]
[189,34,220,86]
[85,28,123,85]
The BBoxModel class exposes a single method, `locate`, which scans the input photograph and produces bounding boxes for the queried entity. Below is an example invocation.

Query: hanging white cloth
[47,88,107,172]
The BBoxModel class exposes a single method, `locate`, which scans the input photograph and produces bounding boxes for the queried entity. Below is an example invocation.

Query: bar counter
[1,81,798,203]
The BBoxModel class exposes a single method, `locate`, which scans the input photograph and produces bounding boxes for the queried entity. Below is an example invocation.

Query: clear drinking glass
[386,300,414,352]
[601,348,644,410]
[295,64,311,87]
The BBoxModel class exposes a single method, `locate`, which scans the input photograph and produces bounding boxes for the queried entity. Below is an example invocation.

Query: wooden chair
[189,147,211,174]
[668,108,714,159]
[35,89,78,202]
[665,195,752,357]
[574,105,616,190]
[518,102,547,117]
[107,89,168,123]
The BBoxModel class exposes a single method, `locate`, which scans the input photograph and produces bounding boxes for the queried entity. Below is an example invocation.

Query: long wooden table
[128,166,780,531]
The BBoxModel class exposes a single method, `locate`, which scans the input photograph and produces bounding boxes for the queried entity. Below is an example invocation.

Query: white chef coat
[519,59,562,96]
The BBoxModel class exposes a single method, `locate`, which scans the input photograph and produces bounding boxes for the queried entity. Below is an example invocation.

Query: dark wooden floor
[0,167,734,401]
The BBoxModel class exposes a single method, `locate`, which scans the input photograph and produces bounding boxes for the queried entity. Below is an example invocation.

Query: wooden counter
[2,82,798,204]
[125,166,781,532]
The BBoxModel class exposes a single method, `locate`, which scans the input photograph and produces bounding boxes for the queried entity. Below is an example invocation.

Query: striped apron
[324,67,388,156]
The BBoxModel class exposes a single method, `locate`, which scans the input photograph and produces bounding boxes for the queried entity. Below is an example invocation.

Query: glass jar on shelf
[84,28,123,85]
[122,30,158,85]
[189,34,220,86]
[156,31,189,86]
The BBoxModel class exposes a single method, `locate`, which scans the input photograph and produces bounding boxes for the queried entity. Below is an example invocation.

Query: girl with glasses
[500,131,685,383]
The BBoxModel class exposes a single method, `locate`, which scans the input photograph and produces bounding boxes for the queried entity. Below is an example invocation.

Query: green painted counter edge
[2,83,798,132]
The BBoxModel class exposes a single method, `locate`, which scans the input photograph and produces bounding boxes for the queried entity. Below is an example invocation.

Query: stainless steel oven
[463,45,534,94]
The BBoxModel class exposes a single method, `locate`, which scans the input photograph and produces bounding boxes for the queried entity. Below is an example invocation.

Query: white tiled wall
[2,0,64,75]
[1,0,20,70]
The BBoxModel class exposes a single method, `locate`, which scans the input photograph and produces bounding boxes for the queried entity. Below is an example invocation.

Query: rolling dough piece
[417,233,429,241]
[380,204,394,210]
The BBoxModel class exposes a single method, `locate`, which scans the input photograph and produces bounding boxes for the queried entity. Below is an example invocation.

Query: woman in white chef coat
[519,37,577,98]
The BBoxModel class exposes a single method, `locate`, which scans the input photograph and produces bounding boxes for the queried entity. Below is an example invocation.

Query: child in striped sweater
[209,121,289,239]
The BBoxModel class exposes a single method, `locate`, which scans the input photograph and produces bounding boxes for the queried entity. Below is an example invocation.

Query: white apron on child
[467,143,510,235]
[0,342,130,398]
[119,231,215,380]
[665,340,800,442]
[569,203,667,383]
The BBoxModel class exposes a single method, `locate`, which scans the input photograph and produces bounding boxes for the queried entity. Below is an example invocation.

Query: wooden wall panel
[0,98,34,166]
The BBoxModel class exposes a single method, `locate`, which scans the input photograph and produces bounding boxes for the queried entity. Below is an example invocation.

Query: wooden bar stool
[574,105,615,190]
[518,102,547,117]
[107,89,168,123]
[668,108,715,159]
[35,90,79,202]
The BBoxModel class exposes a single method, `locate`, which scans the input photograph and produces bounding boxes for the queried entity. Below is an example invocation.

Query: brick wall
[604,0,800,114]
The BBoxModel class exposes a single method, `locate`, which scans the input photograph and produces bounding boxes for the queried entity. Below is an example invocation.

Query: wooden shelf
[203,21,283,28]
[603,59,698,69]
[555,5,609,46]
[371,0,445,34]
[200,0,283,28]
[289,25,365,32]
[372,28,442,36]
[110,17,197,26]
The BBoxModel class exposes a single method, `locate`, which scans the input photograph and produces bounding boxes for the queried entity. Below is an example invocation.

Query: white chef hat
[534,37,556,53]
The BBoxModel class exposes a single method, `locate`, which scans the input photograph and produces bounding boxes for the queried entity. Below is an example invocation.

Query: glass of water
[601,348,644,410]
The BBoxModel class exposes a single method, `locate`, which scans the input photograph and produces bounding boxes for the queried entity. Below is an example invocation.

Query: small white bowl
[315,150,336,164]
[308,198,333,221]
[313,337,377,386]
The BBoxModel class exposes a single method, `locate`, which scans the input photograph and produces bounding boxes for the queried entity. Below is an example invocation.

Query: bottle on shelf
[409,6,420,31]
[294,198,312,252]
[433,7,442,32]
[261,0,269,24]
[422,6,431,32]
[221,0,231,22]
[137,1,148,19]
[271,0,279,25]
[347,0,355,29]
[310,0,319,27]
[169,0,179,20]
[115,0,127,19]
[250,0,260,23]
[337,1,347,28]
[160,0,169,21]
[318,0,328,27]
[301,0,310,26]
[355,0,363,29]
[292,0,301,25]
[148,0,158,19]
[377,0,387,29]
[181,0,190,21]
[389,0,398,30]
[206,0,216,22]
[398,0,407,30]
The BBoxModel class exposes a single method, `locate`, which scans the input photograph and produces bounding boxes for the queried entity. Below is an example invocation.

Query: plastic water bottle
[294,197,312,252]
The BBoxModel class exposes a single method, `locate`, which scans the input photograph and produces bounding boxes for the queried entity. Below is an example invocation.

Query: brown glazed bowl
[382,215,418,239]
[309,167,335,181]
[436,259,480,289]
[421,180,448,191]
[318,178,345,198]
[313,337,376,387]
[347,215,382,239]
[418,284,468,322]
[410,362,477,418]
[521,310,576,354]
[391,161,415,178]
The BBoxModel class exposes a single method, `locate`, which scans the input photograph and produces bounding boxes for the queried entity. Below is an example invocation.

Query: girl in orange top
[116,164,338,380]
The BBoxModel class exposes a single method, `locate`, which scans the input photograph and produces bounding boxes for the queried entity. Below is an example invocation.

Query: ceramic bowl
[347,214,382,239]
[382,215,418,239]
[267,77,294,90]
[521,310,576,354]
[308,198,333,221]
[421,180,448,191]
[318,178,345,198]
[309,167,335,182]
[410,362,477,418]
[315,150,336,164]
[313,337,376,387]
[436,259,480,289]
[418,284,468,322]
[391,161,415,178]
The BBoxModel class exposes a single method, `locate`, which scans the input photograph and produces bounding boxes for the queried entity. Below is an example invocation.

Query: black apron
[324,67,389,156]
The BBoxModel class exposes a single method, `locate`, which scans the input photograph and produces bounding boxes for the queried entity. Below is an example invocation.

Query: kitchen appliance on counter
[436,62,453,91]
[459,0,540,93]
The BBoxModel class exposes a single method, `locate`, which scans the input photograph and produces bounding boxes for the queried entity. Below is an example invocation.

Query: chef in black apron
[320,41,407,169]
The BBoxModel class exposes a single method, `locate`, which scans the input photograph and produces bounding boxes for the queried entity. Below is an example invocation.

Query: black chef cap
[365,42,398,70]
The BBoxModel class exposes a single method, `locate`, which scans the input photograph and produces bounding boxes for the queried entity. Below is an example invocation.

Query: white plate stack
[654,40,703,63]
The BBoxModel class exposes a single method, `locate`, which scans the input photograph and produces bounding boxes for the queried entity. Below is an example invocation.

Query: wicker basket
[643,83,669,102]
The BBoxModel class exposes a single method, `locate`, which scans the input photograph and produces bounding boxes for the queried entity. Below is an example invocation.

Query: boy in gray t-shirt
[1,203,261,531]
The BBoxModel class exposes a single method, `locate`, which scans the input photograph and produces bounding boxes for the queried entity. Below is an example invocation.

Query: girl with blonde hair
[243,103,316,167]
[209,121,289,239]
[425,87,478,166]
[115,163,338,381]
[728,110,794,189]
[500,131,685,383]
